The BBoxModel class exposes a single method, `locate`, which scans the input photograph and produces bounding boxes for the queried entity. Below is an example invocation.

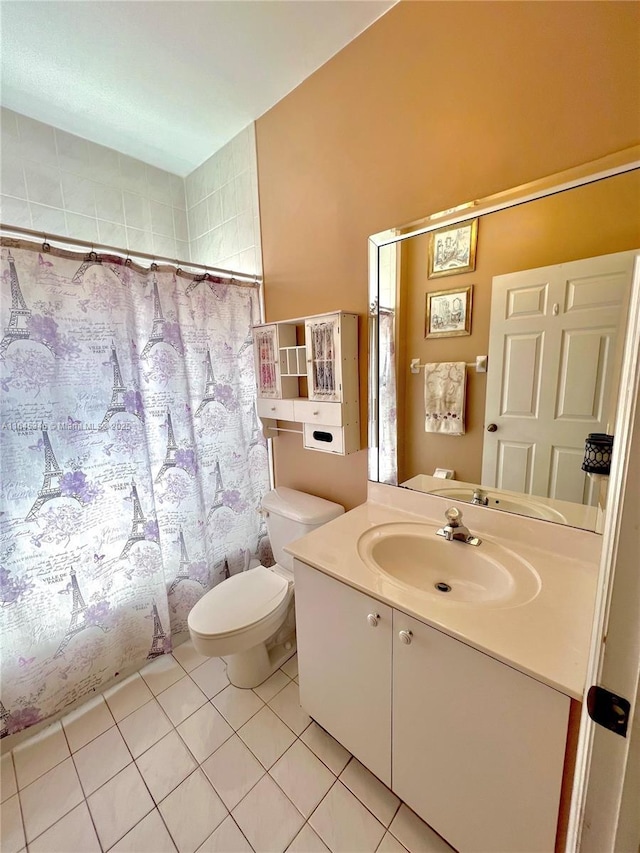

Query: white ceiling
[0,0,395,176]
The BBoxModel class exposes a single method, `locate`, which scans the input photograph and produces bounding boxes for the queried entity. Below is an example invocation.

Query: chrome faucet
[470,488,489,506]
[436,507,481,546]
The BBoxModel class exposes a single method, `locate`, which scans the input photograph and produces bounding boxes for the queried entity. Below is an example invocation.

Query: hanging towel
[424,362,467,435]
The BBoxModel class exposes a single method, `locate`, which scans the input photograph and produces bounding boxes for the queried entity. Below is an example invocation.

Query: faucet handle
[445,506,462,526]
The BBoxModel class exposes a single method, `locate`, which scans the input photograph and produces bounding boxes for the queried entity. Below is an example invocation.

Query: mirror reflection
[371,168,640,531]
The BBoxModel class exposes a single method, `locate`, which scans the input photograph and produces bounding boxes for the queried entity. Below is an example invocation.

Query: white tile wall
[1,108,262,277]
[0,107,189,261]
[185,125,262,276]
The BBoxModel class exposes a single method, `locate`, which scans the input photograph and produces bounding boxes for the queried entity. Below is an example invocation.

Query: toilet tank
[261,487,344,570]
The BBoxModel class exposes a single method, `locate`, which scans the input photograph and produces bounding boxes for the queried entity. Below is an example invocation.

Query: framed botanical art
[428,218,478,278]
[425,285,473,338]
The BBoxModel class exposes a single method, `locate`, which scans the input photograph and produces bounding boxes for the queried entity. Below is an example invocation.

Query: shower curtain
[378,308,398,485]
[0,241,270,738]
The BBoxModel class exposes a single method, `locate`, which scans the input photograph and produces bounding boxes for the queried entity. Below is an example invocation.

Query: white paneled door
[570,255,640,853]
[482,252,636,503]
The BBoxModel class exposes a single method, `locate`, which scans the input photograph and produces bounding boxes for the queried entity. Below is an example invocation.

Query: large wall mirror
[368,153,640,532]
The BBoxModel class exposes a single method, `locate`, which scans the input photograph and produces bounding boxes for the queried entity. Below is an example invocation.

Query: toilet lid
[188,566,289,638]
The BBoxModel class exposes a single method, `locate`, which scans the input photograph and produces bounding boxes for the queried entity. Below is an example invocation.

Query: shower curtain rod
[0,222,262,285]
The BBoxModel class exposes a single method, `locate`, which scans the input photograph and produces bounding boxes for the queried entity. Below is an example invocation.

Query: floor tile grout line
[267,750,337,825]
[225,811,257,853]
[338,757,403,830]
[152,765,228,853]
[198,720,334,825]
[304,776,341,846]
[133,728,203,805]
[33,652,292,776]
[20,767,96,849]
[60,694,118,753]
[26,748,355,853]
[154,669,206,705]
[174,711,235,766]
[10,749,29,853]
[211,694,266,732]
[114,695,174,754]
[71,721,136,800]
[291,728,399,828]
[58,712,100,850]
[27,713,243,853]
[200,743,267,813]
[306,776,390,852]
[41,711,110,851]
[99,747,173,852]
[104,679,157,725]
[12,721,72,793]
[8,654,415,853]
[102,798,157,853]
[216,717,346,827]
[139,653,189,696]
[103,802,169,853]
[298,720,353,777]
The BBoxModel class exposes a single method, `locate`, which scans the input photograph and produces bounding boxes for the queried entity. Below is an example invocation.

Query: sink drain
[435,582,452,593]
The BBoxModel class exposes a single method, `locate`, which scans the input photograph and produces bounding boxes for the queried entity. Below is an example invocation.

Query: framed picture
[426,285,473,338]
[428,218,478,279]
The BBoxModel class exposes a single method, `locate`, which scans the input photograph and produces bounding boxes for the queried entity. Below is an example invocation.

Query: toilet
[187,487,344,688]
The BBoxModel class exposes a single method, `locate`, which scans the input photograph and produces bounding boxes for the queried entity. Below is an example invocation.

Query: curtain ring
[41,236,51,253]
[150,262,158,271]
[125,257,132,267]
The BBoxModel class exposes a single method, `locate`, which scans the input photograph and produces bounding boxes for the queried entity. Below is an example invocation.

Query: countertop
[285,494,600,700]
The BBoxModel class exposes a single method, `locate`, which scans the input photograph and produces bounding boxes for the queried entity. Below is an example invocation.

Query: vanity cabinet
[252,311,359,455]
[294,559,571,853]
[393,611,569,853]
[294,559,392,784]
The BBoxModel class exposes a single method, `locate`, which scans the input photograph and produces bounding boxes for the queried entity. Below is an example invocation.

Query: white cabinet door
[254,324,281,398]
[392,611,570,853]
[304,314,342,402]
[294,559,392,785]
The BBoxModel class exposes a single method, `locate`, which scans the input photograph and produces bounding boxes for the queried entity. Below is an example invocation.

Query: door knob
[398,630,413,645]
[486,423,498,432]
[367,613,379,627]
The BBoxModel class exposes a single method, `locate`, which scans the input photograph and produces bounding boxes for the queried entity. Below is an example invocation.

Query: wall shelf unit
[253,311,360,455]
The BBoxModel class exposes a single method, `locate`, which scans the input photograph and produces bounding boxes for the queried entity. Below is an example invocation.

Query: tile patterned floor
[0,643,454,853]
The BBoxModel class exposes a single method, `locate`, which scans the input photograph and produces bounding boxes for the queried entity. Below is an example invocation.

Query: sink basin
[427,487,567,523]
[357,522,541,607]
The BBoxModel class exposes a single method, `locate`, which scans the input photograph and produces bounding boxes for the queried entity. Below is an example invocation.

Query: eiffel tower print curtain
[0,240,270,738]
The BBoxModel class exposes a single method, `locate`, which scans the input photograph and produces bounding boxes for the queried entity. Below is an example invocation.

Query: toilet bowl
[187,487,344,688]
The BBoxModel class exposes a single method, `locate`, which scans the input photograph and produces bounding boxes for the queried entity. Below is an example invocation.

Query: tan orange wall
[401,171,640,485]
[255,0,640,511]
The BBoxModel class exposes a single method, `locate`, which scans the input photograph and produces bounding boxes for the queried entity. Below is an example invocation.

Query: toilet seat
[188,565,290,640]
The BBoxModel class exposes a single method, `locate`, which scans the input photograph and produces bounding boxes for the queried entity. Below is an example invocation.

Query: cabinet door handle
[270,406,276,412]
[313,411,320,416]
[398,630,413,645]
[367,613,380,627]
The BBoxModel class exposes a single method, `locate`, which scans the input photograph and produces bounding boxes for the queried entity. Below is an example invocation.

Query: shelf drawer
[257,398,296,420]
[303,423,345,454]
[293,399,343,427]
